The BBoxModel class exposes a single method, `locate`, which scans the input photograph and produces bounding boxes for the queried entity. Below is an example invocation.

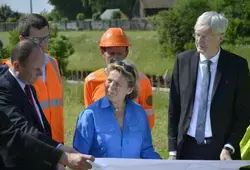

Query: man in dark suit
[168,11,250,160]
[0,64,8,75]
[0,110,95,170]
[0,40,94,170]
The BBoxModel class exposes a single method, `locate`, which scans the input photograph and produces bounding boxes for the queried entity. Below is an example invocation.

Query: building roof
[100,9,120,20]
[140,0,175,9]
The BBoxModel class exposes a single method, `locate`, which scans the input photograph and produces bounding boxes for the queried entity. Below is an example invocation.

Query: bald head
[11,39,40,66]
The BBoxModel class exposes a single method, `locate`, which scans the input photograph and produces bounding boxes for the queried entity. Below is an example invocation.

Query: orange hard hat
[99,28,131,48]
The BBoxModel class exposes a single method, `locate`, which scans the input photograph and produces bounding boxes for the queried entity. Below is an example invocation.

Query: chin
[197,48,206,53]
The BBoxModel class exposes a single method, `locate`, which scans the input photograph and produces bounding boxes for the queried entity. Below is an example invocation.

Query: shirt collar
[44,53,50,66]
[8,68,26,91]
[100,96,130,109]
[100,96,111,108]
[200,48,220,64]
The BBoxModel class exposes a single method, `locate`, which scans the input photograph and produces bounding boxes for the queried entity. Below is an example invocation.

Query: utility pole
[30,0,33,13]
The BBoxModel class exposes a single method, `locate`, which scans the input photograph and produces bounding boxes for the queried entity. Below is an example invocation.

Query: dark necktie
[195,60,212,143]
[24,85,44,131]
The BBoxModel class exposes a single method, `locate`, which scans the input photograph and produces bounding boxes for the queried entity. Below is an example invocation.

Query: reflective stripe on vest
[40,99,63,109]
[145,109,154,116]
[49,57,62,84]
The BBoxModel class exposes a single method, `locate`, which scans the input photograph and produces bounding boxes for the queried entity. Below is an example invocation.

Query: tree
[81,0,93,18]
[1,29,19,59]
[48,0,84,20]
[154,0,211,58]
[76,13,85,20]
[49,9,62,21]
[216,0,250,40]
[92,12,101,20]
[0,4,20,22]
[61,17,69,22]
[112,11,121,19]
[87,0,134,18]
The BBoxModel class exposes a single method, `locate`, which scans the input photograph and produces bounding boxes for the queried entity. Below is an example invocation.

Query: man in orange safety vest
[84,28,155,129]
[2,14,64,144]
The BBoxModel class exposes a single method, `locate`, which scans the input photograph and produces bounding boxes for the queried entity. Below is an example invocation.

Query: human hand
[168,155,177,160]
[60,152,95,170]
[57,164,65,170]
[220,148,232,160]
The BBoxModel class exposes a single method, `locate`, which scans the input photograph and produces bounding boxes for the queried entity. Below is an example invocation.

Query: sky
[0,0,54,14]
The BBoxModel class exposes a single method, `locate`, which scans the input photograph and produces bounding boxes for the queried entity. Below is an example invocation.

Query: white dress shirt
[41,53,50,83]
[8,68,45,129]
[187,49,220,137]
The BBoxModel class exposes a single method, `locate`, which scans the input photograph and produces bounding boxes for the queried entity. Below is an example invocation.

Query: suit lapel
[30,86,51,135]
[189,52,200,104]
[5,71,46,133]
[211,49,226,100]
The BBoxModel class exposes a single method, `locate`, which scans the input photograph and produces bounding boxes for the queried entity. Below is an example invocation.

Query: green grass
[58,31,173,75]
[1,30,250,75]
[63,82,169,159]
[0,31,173,75]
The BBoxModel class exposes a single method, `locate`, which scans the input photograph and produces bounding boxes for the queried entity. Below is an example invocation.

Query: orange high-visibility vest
[3,57,64,143]
[84,68,155,129]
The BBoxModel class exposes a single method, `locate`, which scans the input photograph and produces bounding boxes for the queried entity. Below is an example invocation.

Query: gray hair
[194,11,228,34]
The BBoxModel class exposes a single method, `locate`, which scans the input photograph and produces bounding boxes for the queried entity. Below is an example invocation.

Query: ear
[125,49,129,57]
[13,61,21,71]
[219,34,225,43]
[126,87,134,95]
[19,35,25,41]
[100,48,105,56]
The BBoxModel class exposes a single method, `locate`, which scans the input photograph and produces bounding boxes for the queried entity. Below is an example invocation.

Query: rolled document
[88,158,250,170]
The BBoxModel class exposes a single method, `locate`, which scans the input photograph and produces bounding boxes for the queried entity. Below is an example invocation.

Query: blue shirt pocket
[122,125,143,158]
[94,125,117,156]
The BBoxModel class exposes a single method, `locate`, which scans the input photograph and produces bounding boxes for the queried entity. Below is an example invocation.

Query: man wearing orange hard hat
[83,27,155,129]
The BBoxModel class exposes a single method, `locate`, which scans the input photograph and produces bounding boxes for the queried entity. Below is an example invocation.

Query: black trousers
[179,135,220,160]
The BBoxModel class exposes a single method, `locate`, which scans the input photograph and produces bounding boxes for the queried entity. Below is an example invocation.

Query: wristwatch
[223,146,234,155]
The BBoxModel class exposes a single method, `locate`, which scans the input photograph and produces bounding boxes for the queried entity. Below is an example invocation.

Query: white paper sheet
[89,158,250,170]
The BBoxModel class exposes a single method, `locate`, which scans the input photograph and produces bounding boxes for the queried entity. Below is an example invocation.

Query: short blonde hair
[106,60,139,100]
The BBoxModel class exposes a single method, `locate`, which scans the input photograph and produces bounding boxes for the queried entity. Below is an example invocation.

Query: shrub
[112,11,121,19]
[1,29,19,59]
[47,34,75,76]
[61,17,69,22]
[92,12,101,20]
[1,25,74,76]
[154,0,211,58]
[76,13,85,20]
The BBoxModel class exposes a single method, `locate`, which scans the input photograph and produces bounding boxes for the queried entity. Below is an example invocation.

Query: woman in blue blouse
[73,60,161,159]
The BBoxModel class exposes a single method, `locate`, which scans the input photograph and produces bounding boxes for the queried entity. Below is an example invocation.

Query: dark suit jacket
[168,48,250,159]
[0,110,63,170]
[0,70,60,170]
[0,64,8,75]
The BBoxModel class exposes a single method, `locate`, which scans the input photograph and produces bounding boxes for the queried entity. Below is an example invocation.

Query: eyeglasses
[24,34,51,45]
[114,60,136,79]
[192,33,221,41]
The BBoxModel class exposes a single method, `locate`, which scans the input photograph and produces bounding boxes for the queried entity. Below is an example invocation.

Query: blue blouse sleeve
[139,107,162,159]
[73,109,94,154]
